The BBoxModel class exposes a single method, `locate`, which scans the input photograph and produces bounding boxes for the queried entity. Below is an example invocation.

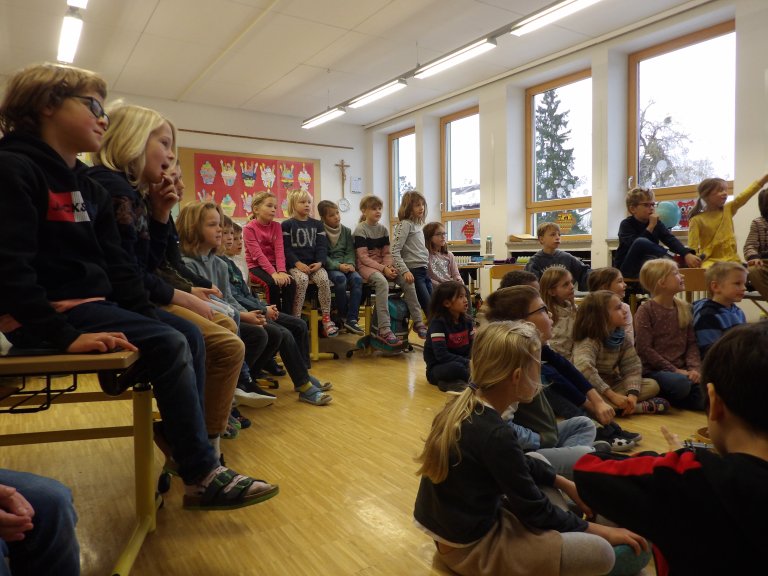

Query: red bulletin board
[178,147,320,220]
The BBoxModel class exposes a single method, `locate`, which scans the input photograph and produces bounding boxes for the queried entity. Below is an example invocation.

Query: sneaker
[377,329,402,347]
[234,387,275,408]
[264,358,286,377]
[608,436,636,452]
[240,379,276,398]
[231,407,251,429]
[344,319,364,335]
[437,379,468,393]
[592,440,612,453]
[413,323,428,339]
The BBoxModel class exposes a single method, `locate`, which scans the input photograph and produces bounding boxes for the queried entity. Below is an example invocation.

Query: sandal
[297,384,332,406]
[231,407,251,429]
[322,315,339,337]
[309,375,333,392]
[638,397,671,414]
[377,329,402,347]
[183,466,279,510]
[221,416,240,440]
[413,323,428,339]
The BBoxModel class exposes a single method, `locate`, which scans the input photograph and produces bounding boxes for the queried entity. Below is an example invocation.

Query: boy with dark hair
[499,269,539,290]
[614,187,700,279]
[575,321,768,576]
[692,261,747,357]
[0,63,276,510]
[524,223,590,289]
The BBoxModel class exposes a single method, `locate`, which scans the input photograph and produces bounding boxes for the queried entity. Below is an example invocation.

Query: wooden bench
[0,348,156,576]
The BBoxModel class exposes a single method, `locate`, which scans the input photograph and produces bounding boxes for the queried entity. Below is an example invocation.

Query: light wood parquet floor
[1,333,706,575]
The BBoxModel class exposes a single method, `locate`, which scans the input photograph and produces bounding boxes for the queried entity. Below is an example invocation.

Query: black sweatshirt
[0,133,155,350]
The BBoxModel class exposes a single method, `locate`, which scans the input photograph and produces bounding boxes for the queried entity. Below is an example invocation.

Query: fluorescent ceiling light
[57,10,83,64]
[348,79,407,109]
[67,0,89,8]
[510,0,603,36]
[414,38,496,79]
[302,107,346,129]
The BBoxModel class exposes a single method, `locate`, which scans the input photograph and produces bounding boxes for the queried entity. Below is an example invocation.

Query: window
[525,70,592,236]
[388,127,416,221]
[441,107,480,242]
[628,21,735,213]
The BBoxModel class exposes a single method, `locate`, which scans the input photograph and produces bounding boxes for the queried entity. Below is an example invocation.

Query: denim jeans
[409,266,433,313]
[0,470,79,576]
[327,270,363,322]
[8,300,219,483]
[426,360,470,385]
[647,370,705,410]
[268,320,311,389]
[619,237,668,279]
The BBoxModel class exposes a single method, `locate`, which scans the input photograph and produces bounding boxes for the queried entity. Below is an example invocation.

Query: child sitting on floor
[423,281,474,393]
[692,261,748,357]
[587,267,634,346]
[572,291,668,416]
[414,321,648,576]
[524,222,590,289]
[317,200,364,335]
[636,259,704,410]
[353,194,426,346]
[540,268,577,360]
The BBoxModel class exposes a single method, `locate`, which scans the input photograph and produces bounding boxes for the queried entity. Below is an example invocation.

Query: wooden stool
[300,285,339,361]
[0,349,157,576]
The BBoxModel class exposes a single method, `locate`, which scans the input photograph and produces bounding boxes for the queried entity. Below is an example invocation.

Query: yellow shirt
[687,180,762,268]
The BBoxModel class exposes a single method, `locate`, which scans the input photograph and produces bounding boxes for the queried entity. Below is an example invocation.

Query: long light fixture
[67,0,89,8]
[301,107,346,129]
[414,38,497,79]
[510,0,604,37]
[348,79,407,109]
[57,7,83,64]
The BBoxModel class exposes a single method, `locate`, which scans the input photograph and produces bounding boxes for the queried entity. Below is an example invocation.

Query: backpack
[370,293,411,343]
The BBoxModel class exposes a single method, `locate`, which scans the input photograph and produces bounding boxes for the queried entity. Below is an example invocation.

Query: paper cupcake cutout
[200,161,216,185]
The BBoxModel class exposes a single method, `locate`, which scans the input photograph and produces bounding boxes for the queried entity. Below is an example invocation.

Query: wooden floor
[1,333,707,576]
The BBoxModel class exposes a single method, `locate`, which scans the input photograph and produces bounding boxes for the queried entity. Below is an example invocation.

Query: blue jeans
[7,301,218,483]
[619,237,668,279]
[274,312,311,369]
[409,266,433,313]
[647,370,705,410]
[327,270,362,322]
[268,319,311,389]
[0,470,79,576]
[426,360,470,385]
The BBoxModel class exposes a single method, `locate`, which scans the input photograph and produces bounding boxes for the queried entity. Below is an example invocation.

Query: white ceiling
[0,0,705,128]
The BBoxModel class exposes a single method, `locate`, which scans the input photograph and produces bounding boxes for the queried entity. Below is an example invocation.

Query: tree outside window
[441,107,480,243]
[388,128,416,221]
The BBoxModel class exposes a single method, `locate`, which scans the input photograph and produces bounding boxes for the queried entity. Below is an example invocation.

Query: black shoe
[264,358,286,377]
[437,379,468,393]
[98,361,149,396]
[239,379,277,399]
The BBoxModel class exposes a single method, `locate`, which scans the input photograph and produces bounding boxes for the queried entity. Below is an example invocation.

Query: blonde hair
[639,259,692,328]
[415,321,541,483]
[176,201,222,256]
[0,63,107,135]
[706,261,746,294]
[540,267,572,323]
[94,104,176,191]
[285,189,312,218]
[397,190,427,223]
[536,222,560,238]
[249,191,277,221]
[359,194,383,223]
[625,187,654,211]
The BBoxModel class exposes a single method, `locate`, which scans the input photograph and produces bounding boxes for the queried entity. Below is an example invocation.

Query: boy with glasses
[614,187,701,279]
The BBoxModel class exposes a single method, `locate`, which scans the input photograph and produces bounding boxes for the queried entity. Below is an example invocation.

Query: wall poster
[178,147,320,221]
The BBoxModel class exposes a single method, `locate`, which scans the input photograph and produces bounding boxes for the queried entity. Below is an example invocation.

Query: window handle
[627,176,634,189]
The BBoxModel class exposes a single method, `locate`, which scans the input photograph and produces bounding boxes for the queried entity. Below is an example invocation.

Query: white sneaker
[234,387,275,408]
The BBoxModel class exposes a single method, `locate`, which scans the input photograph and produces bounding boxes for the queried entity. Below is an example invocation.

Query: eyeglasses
[434,232,448,237]
[525,304,549,317]
[637,202,657,208]
[70,95,109,127]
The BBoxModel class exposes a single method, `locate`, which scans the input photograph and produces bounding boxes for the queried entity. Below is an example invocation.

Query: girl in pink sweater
[243,192,294,312]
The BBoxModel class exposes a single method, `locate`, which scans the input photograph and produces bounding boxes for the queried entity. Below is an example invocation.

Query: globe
[656,200,681,229]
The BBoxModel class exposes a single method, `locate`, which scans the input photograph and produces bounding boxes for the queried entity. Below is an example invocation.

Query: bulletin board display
[178,147,320,221]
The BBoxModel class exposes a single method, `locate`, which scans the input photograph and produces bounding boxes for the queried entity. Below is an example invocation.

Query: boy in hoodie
[574,321,768,576]
[524,223,590,289]
[0,63,276,510]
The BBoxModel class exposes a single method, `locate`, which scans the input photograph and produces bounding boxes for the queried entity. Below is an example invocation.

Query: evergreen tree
[535,89,579,202]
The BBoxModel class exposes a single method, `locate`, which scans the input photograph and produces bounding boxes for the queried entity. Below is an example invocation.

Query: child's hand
[404,271,415,284]
[267,305,279,321]
[590,399,616,426]
[340,263,354,273]
[308,262,322,273]
[748,259,763,267]
[191,287,220,302]
[647,212,659,231]
[147,173,178,222]
[384,266,398,280]
[687,369,700,384]
[296,262,311,274]
[660,425,683,451]
[587,523,648,555]
[67,332,137,354]
[684,252,702,268]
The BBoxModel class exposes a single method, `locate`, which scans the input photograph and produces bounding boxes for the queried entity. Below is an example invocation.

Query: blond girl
[572,291,667,416]
[392,191,431,310]
[413,321,648,576]
[540,267,576,360]
[688,173,768,268]
[243,191,294,313]
[635,259,703,410]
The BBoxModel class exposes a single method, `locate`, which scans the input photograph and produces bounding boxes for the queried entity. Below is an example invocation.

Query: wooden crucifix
[335,159,349,194]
